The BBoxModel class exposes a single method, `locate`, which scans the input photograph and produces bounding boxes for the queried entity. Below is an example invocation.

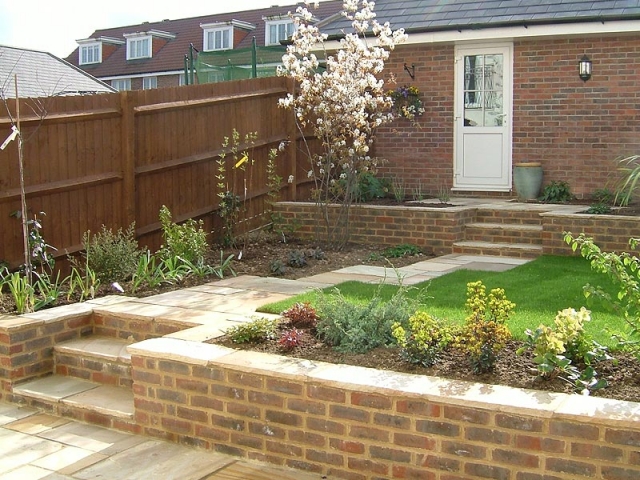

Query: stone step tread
[55,336,133,363]
[13,375,134,419]
[465,222,543,231]
[454,240,543,252]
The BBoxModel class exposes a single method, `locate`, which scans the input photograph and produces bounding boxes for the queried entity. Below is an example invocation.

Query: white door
[454,44,512,191]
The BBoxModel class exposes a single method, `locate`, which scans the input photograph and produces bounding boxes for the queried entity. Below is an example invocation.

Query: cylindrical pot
[513,162,543,201]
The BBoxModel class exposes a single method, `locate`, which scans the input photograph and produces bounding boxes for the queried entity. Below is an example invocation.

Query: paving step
[464,222,543,245]
[453,240,542,259]
[54,336,133,389]
[12,375,139,433]
[475,208,544,225]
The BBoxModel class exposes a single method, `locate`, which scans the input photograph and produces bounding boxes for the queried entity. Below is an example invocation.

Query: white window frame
[178,73,186,86]
[79,43,101,65]
[265,19,295,46]
[126,35,151,60]
[112,78,131,91]
[142,76,157,90]
[203,26,233,51]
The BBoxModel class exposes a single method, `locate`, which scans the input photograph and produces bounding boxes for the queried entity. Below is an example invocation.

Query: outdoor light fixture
[579,54,592,82]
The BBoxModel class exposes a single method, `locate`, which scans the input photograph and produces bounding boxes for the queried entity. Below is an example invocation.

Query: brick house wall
[376,34,640,199]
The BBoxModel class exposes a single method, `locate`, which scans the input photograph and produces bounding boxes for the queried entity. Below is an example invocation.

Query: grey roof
[321,0,640,36]
[0,45,115,99]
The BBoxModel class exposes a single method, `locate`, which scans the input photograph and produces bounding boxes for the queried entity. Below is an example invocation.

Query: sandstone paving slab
[459,261,519,272]
[31,444,96,471]
[73,439,234,480]
[299,271,383,285]
[92,301,185,321]
[13,376,99,402]
[56,452,108,476]
[21,302,93,323]
[398,260,462,273]
[37,421,135,453]
[182,284,245,295]
[5,413,70,435]
[218,276,326,295]
[132,289,216,307]
[56,337,132,362]
[128,337,233,365]
[186,290,291,313]
[0,464,52,480]
[0,403,38,426]
[62,385,134,419]
[0,435,64,473]
[86,295,136,306]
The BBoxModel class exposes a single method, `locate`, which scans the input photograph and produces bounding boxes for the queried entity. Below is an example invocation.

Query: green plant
[437,184,451,204]
[387,85,425,120]
[130,251,164,293]
[80,224,142,283]
[391,311,455,367]
[412,181,425,201]
[585,203,612,214]
[565,232,640,357]
[269,259,287,276]
[391,177,406,202]
[517,307,610,394]
[350,172,390,203]
[287,250,307,268]
[592,188,615,205]
[281,301,318,329]
[539,181,573,203]
[6,271,35,314]
[278,328,304,351]
[382,244,422,259]
[307,247,326,260]
[225,317,279,344]
[614,154,640,206]
[33,270,66,310]
[316,281,423,354]
[158,206,208,265]
[455,281,514,373]
[218,191,241,247]
[67,265,100,302]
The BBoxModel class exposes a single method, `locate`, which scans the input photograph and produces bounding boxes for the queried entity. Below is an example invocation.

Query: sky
[0,0,328,58]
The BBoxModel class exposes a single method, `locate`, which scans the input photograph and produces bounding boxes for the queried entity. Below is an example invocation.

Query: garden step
[54,336,133,389]
[12,374,138,433]
[464,222,543,245]
[453,240,542,259]
[474,208,543,225]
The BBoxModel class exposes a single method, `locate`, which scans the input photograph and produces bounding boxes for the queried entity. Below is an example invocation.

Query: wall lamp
[579,54,592,82]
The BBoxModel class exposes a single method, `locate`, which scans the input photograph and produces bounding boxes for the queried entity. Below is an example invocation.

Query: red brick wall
[376,34,640,199]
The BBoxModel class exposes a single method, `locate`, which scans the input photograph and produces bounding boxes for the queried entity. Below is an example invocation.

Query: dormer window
[201,20,255,52]
[126,34,151,60]
[79,42,101,65]
[264,17,295,46]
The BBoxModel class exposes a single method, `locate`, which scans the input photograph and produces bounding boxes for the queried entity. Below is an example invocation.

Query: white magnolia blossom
[279,0,406,205]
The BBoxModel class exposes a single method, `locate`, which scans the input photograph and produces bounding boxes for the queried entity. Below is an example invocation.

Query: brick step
[55,336,133,389]
[12,374,139,433]
[474,208,543,225]
[464,222,543,245]
[453,240,542,259]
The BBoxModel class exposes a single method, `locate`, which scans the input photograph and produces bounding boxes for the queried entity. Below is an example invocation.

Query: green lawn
[260,255,623,347]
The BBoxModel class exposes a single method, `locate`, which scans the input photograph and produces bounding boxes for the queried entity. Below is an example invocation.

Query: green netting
[195,45,286,84]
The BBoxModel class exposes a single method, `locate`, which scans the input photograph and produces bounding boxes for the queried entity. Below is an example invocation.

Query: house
[0,45,115,99]
[321,0,640,199]
[66,1,342,91]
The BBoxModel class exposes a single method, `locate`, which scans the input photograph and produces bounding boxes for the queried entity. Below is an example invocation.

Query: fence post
[286,78,298,201]
[120,91,136,228]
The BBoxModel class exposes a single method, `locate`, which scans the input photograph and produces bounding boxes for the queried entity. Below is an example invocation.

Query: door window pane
[464,54,503,127]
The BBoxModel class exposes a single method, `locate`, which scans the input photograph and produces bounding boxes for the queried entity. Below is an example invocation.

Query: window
[79,43,101,65]
[127,36,151,60]
[204,27,232,51]
[265,19,294,46]
[178,73,186,86]
[142,77,157,90]
[112,79,131,91]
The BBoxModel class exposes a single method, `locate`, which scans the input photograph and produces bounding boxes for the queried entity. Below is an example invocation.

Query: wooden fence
[0,77,315,269]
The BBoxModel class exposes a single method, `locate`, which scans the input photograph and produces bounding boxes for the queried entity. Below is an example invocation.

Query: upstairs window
[79,43,101,65]
[204,27,232,51]
[127,35,151,60]
[265,19,294,46]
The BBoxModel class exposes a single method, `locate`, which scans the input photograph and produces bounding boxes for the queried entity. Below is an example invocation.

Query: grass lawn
[260,255,624,347]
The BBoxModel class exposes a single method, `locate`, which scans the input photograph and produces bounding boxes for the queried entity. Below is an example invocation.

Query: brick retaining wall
[129,337,640,480]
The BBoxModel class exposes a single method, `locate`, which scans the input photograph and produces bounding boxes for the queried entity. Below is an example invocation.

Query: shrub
[281,301,318,329]
[585,203,612,215]
[316,282,422,354]
[225,317,279,344]
[539,181,573,203]
[269,259,287,276]
[455,281,514,373]
[392,311,455,367]
[278,328,305,351]
[592,188,615,205]
[80,224,142,283]
[287,250,307,268]
[158,205,208,264]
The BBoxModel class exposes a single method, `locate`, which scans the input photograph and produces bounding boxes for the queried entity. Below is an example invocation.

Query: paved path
[0,253,530,479]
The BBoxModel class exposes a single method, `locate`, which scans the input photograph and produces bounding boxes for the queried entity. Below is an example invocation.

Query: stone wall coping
[21,302,93,323]
[128,337,640,428]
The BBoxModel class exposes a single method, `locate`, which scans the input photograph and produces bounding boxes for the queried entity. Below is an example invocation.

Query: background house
[66,1,341,91]
[322,0,640,199]
[0,45,115,99]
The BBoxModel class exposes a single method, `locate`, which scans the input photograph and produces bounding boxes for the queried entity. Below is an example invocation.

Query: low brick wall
[130,337,640,480]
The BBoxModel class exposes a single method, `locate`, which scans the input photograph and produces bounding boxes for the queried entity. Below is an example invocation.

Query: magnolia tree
[278,0,406,247]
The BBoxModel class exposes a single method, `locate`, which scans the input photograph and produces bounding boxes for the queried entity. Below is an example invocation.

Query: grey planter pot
[513,162,543,200]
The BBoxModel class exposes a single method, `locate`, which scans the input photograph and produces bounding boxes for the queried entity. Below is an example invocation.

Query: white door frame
[453,42,514,192]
